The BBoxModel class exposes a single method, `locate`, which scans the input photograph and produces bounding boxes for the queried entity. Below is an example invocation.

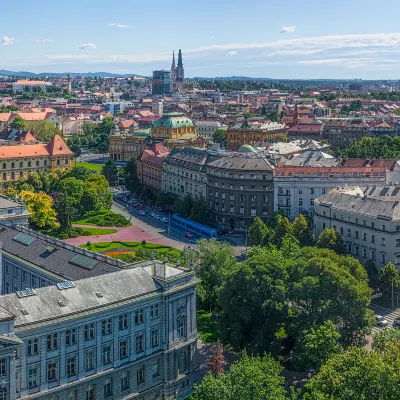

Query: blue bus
[171,214,218,239]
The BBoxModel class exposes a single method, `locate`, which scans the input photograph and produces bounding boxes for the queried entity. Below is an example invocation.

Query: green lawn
[197,310,221,342]
[74,161,103,171]
[80,241,181,255]
[81,227,117,235]
[74,209,131,227]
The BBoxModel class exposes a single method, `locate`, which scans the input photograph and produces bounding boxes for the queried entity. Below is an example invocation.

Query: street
[370,303,400,333]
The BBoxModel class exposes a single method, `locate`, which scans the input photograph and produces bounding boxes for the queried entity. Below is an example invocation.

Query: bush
[83,211,131,227]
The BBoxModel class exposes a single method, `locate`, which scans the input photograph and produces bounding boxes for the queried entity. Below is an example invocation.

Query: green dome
[238,144,256,153]
[152,112,194,129]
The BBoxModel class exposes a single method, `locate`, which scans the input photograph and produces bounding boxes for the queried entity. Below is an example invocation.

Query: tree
[247,217,268,246]
[293,320,342,371]
[207,341,226,377]
[292,214,313,246]
[304,332,400,400]
[27,172,43,192]
[59,177,85,206]
[24,120,63,142]
[10,115,25,130]
[123,158,139,193]
[192,351,295,400]
[155,193,176,210]
[55,194,76,234]
[190,196,209,224]
[379,262,400,306]
[195,239,237,312]
[212,129,227,148]
[365,259,379,288]
[102,160,118,186]
[20,191,56,228]
[316,228,346,254]
[64,165,92,181]
[85,174,113,209]
[271,215,292,248]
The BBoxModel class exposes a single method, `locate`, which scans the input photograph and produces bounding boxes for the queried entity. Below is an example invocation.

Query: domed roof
[238,144,256,153]
[152,112,194,129]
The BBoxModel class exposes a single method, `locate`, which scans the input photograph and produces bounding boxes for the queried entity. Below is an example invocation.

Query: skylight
[70,254,98,270]
[16,288,36,298]
[13,233,36,246]
[56,281,75,290]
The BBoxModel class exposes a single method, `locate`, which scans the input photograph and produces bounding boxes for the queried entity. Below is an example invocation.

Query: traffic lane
[113,200,197,245]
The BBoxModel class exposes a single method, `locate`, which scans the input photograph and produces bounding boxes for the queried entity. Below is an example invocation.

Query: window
[68,391,77,400]
[354,246,359,256]
[14,267,19,278]
[381,253,386,264]
[322,223,326,230]
[119,340,128,359]
[310,198,314,206]
[347,229,351,237]
[135,309,144,325]
[102,318,112,335]
[47,333,58,351]
[136,334,144,353]
[27,338,39,356]
[355,231,359,239]
[23,271,27,282]
[84,323,95,340]
[151,329,160,347]
[363,233,367,241]
[86,385,94,400]
[355,218,359,224]
[178,318,186,338]
[298,198,303,206]
[371,222,375,228]
[104,378,112,398]
[371,249,376,261]
[32,276,37,288]
[66,329,77,346]
[322,188,326,195]
[67,355,77,377]
[121,372,129,391]
[382,238,386,246]
[28,367,38,388]
[396,239,400,247]
[371,235,375,243]
[137,366,145,384]
[382,225,386,231]
[397,225,400,232]
[119,314,128,331]
[47,361,57,382]
[363,248,367,258]
[102,344,112,365]
[364,220,367,226]
[0,389,7,400]
[152,359,160,378]
[85,350,95,371]
[178,352,188,374]
[0,359,6,376]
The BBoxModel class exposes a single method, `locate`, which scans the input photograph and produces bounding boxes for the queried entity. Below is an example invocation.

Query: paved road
[370,303,400,333]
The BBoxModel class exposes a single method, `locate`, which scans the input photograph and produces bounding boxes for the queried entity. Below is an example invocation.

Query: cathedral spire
[178,49,183,67]
[171,50,176,69]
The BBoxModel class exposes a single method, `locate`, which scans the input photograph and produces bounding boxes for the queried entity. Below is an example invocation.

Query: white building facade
[195,121,228,141]
[314,186,400,269]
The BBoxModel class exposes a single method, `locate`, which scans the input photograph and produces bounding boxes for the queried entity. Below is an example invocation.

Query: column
[145,307,151,356]
[39,336,46,392]
[96,322,102,373]
[9,354,16,400]
[59,331,66,386]
[129,311,136,362]
[113,316,119,368]
[78,327,85,378]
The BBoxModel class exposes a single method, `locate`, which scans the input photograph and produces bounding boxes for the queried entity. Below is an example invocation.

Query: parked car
[137,205,144,211]
[150,212,156,218]
[144,209,150,214]
[161,217,168,223]
[393,317,400,328]
[376,315,388,327]
[154,214,161,220]
[138,210,145,216]
[184,232,194,238]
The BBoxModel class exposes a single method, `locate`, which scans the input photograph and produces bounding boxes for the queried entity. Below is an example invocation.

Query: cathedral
[170,49,184,92]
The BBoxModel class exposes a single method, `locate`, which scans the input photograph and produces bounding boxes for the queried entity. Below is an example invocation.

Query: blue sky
[1,0,400,78]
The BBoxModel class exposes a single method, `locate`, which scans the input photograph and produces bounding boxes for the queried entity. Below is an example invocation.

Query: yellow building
[151,112,196,140]
[109,129,151,161]
[0,135,74,183]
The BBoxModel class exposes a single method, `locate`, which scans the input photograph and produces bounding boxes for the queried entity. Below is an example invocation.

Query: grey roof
[0,226,120,281]
[0,196,25,210]
[163,147,220,172]
[316,187,400,220]
[206,154,274,171]
[0,267,160,328]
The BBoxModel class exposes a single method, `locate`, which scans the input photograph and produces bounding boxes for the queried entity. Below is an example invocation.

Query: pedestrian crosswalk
[370,304,400,333]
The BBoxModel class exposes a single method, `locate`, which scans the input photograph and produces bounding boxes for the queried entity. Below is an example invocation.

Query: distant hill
[0,70,146,78]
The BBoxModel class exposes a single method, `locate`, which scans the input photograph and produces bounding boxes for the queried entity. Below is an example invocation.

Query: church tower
[175,49,184,92]
[170,50,176,92]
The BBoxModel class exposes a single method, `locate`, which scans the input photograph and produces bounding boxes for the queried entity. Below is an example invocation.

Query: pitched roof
[46,134,74,156]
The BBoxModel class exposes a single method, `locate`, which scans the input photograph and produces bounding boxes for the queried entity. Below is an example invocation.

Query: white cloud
[227,50,238,56]
[36,39,54,44]
[0,36,14,46]
[280,25,296,34]
[107,23,131,28]
[78,43,96,50]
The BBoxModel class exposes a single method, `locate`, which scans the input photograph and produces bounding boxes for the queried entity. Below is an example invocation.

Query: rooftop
[152,112,194,129]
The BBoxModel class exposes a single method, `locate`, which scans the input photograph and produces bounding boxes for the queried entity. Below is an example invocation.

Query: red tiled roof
[341,158,397,171]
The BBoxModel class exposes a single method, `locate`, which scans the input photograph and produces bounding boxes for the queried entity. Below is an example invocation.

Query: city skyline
[1,0,400,79]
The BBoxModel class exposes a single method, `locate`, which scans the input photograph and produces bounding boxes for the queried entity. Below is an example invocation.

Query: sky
[1,0,400,79]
